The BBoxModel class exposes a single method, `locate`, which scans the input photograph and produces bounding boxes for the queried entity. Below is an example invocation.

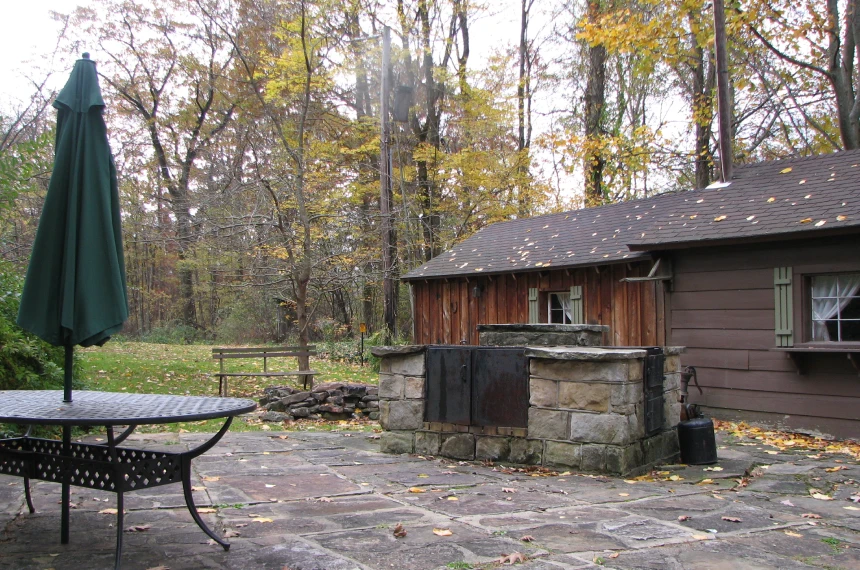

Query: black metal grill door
[472,347,528,428]
[643,347,665,436]
[425,347,471,424]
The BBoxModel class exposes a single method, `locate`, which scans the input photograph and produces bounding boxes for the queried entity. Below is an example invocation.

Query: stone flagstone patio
[0,430,857,569]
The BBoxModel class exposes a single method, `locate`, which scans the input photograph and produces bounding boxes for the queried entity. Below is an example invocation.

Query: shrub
[0,264,72,391]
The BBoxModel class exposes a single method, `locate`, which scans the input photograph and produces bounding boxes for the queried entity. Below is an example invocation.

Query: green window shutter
[569,285,583,324]
[774,267,793,347]
[528,288,539,323]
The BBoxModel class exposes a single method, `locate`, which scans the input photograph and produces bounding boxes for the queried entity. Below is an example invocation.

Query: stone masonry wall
[373,344,684,476]
[371,346,427,455]
[478,324,608,347]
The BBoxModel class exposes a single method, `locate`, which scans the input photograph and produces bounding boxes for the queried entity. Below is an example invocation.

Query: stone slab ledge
[370,345,426,357]
[525,346,647,361]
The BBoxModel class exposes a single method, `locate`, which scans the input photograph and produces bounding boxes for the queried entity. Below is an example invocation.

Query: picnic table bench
[212,345,318,396]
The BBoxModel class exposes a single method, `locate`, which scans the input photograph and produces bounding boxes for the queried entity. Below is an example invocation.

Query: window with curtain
[548,292,572,324]
[811,273,860,342]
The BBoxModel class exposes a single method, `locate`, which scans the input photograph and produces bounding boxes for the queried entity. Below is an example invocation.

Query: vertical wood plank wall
[410,260,665,347]
[670,236,860,438]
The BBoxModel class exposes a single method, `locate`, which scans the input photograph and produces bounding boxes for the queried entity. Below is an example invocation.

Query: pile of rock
[258,382,379,423]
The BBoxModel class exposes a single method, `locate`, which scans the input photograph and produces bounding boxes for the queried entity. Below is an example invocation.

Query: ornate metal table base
[0,418,234,570]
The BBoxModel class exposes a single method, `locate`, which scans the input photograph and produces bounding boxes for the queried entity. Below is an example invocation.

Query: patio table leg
[114,490,124,570]
[23,476,34,513]
[179,417,234,551]
[61,425,70,544]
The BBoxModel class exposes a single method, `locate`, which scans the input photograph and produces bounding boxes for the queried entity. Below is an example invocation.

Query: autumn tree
[741,0,853,151]
[69,0,238,330]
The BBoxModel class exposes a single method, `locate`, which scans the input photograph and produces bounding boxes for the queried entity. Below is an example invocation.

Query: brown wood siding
[409,259,664,347]
[669,235,860,439]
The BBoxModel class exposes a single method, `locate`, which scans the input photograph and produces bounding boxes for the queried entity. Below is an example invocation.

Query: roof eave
[401,251,652,282]
[625,225,860,252]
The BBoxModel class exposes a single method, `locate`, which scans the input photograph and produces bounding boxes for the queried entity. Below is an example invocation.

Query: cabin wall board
[669,236,860,438]
[410,259,662,347]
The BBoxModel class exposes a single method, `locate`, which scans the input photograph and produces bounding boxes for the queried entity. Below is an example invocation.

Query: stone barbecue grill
[373,324,683,476]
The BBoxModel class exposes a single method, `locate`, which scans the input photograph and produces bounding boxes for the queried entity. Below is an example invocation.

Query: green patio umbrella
[17,53,128,403]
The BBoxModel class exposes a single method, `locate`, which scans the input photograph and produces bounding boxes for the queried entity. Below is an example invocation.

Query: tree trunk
[584,0,607,206]
[691,25,715,189]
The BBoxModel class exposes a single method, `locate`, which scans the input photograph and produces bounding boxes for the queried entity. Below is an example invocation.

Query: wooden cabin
[403,151,860,439]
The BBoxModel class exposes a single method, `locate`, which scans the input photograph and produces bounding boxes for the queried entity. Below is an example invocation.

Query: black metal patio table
[0,390,257,569]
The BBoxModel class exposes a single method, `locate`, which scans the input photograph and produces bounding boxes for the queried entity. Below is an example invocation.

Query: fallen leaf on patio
[811,493,833,501]
[192,486,206,491]
[678,515,691,522]
[145,566,170,570]
[206,539,219,546]
[99,508,119,515]
[618,493,630,497]
[433,528,453,536]
[520,535,534,542]
[767,197,776,203]
[844,506,860,511]
[668,475,683,481]
[764,450,779,455]
[799,218,813,224]
[198,508,217,513]
[317,497,332,502]
[223,530,241,538]
[201,476,220,482]
[784,530,803,538]
[721,516,742,523]
[801,513,822,519]
[502,488,517,493]
[496,552,527,564]
[235,523,248,528]
[408,487,425,493]
[703,466,723,472]
[837,215,848,221]
[417,474,429,478]
[780,167,793,173]
[692,534,710,540]
[445,496,459,501]
[697,479,714,485]
[608,552,620,559]
[825,466,848,472]
[392,523,407,538]
[125,525,151,532]
[252,517,273,523]
[624,480,637,484]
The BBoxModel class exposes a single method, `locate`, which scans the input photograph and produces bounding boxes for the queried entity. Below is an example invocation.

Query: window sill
[772,345,860,375]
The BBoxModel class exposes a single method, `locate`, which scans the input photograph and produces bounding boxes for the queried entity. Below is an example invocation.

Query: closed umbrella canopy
[17,53,127,385]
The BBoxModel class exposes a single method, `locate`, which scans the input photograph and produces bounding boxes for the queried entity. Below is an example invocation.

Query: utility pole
[713,0,733,182]
[380,26,396,342]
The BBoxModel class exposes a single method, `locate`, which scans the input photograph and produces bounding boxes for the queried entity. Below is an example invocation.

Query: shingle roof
[401,198,657,280]
[625,150,860,248]
[403,150,860,281]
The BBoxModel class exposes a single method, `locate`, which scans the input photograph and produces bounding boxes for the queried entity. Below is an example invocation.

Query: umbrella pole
[64,343,73,403]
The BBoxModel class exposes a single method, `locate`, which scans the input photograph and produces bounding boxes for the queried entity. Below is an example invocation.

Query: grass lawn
[76,341,379,434]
